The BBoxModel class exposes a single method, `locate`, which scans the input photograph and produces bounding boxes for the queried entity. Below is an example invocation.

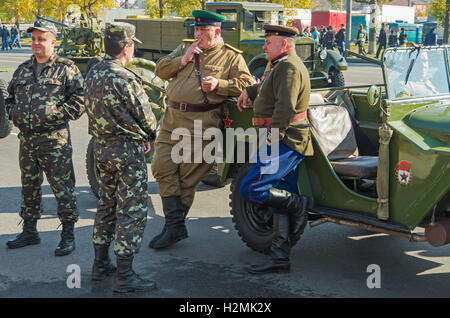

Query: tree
[0,0,115,23]
[430,0,446,24]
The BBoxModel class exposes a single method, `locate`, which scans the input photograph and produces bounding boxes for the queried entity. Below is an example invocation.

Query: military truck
[117,1,348,88]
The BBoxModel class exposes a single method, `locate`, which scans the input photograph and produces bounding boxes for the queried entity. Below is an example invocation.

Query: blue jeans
[11,37,21,48]
[338,41,345,56]
[239,142,304,215]
[2,38,9,50]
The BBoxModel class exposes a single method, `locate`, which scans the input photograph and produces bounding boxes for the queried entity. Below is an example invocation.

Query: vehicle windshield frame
[382,46,450,101]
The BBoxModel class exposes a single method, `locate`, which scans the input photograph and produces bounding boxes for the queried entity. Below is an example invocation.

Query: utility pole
[368,0,378,54]
[345,0,352,51]
[444,0,450,44]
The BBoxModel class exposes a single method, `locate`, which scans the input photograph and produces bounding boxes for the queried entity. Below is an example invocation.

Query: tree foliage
[0,0,115,23]
[145,0,312,18]
[429,0,446,24]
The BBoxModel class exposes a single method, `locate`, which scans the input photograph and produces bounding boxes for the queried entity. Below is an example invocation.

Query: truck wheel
[201,163,230,188]
[86,137,100,198]
[0,79,12,139]
[329,68,345,88]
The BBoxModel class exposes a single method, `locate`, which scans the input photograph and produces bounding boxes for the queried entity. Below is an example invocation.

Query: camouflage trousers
[92,139,149,257]
[18,128,78,222]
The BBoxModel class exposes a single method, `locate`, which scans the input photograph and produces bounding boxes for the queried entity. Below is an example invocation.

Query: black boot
[149,204,189,248]
[246,213,291,274]
[151,197,188,250]
[113,254,157,293]
[91,244,116,281]
[264,188,313,242]
[6,219,40,249]
[54,220,75,256]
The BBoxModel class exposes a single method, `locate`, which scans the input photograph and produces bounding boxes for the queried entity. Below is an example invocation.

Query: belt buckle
[180,102,187,112]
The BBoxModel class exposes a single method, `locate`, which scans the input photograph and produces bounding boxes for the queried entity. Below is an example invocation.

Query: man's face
[262,36,284,62]
[31,30,56,61]
[194,26,219,49]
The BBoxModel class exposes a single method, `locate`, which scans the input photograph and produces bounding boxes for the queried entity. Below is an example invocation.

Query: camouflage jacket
[84,55,156,143]
[5,54,85,134]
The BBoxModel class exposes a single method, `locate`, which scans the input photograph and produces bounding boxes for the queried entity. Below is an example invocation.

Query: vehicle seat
[307,105,378,179]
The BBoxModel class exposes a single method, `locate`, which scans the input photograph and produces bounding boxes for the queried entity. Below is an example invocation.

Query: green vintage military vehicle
[223,46,449,252]
[117,1,348,87]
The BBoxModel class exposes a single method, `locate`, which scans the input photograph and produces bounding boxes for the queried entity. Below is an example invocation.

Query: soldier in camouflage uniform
[5,21,84,256]
[84,22,157,293]
[150,10,254,250]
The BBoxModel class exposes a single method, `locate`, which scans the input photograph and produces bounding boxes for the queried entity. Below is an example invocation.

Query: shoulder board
[56,56,75,66]
[124,67,142,82]
[183,39,195,42]
[224,43,243,54]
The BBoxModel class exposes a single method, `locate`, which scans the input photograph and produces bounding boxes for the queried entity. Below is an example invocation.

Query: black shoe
[246,214,291,275]
[6,219,40,249]
[54,220,75,256]
[151,197,188,250]
[113,255,157,293]
[149,204,189,248]
[92,244,116,281]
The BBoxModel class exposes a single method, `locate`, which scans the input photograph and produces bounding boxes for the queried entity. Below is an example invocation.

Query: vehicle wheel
[0,79,12,139]
[86,137,100,198]
[229,164,274,254]
[201,163,230,188]
[329,68,345,87]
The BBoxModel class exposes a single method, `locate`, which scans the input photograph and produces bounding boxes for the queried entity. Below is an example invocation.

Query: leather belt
[252,111,307,126]
[168,100,221,112]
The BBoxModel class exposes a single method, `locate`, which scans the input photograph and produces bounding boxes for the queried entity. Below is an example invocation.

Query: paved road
[0,50,448,300]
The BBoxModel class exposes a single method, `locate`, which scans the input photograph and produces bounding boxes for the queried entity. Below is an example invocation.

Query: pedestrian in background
[335,24,345,56]
[423,27,438,46]
[10,25,22,48]
[376,23,388,58]
[398,27,408,46]
[357,24,367,55]
[1,25,10,51]
[388,29,397,47]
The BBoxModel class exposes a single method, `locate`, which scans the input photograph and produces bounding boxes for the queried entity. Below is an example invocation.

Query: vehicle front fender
[325,50,348,71]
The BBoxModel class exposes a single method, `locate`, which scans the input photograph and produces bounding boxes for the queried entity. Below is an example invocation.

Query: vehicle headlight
[319,50,327,60]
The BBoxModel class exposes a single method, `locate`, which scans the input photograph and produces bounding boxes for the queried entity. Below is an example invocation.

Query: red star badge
[223,115,233,128]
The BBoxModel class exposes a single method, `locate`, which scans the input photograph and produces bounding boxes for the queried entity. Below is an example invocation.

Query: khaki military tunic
[246,50,313,156]
[152,39,254,207]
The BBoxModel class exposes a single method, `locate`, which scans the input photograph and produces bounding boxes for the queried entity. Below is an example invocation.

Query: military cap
[26,20,58,36]
[261,24,299,38]
[191,10,226,27]
[105,22,142,44]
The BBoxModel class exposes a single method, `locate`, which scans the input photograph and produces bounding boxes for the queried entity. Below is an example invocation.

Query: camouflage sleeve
[270,62,299,134]
[114,77,156,140]
[5,68,19,119]
[216,53,255,97]
[154,43,185,80]
[59,64,85,121]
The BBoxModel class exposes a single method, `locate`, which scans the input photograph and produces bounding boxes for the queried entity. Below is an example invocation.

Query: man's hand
[202,76,219,92]
[181,39,202,66]
[143,142,151,154]
[237,89,250,112]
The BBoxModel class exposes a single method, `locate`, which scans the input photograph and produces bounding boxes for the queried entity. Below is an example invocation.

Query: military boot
[246,213,291,274]
[91,244,116,281]
[149,204,189,248]
[151,196,188,250]
[54,220,75,256]
[113,254,157,293]
[264,188,313,241]
[6,219,40,249]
